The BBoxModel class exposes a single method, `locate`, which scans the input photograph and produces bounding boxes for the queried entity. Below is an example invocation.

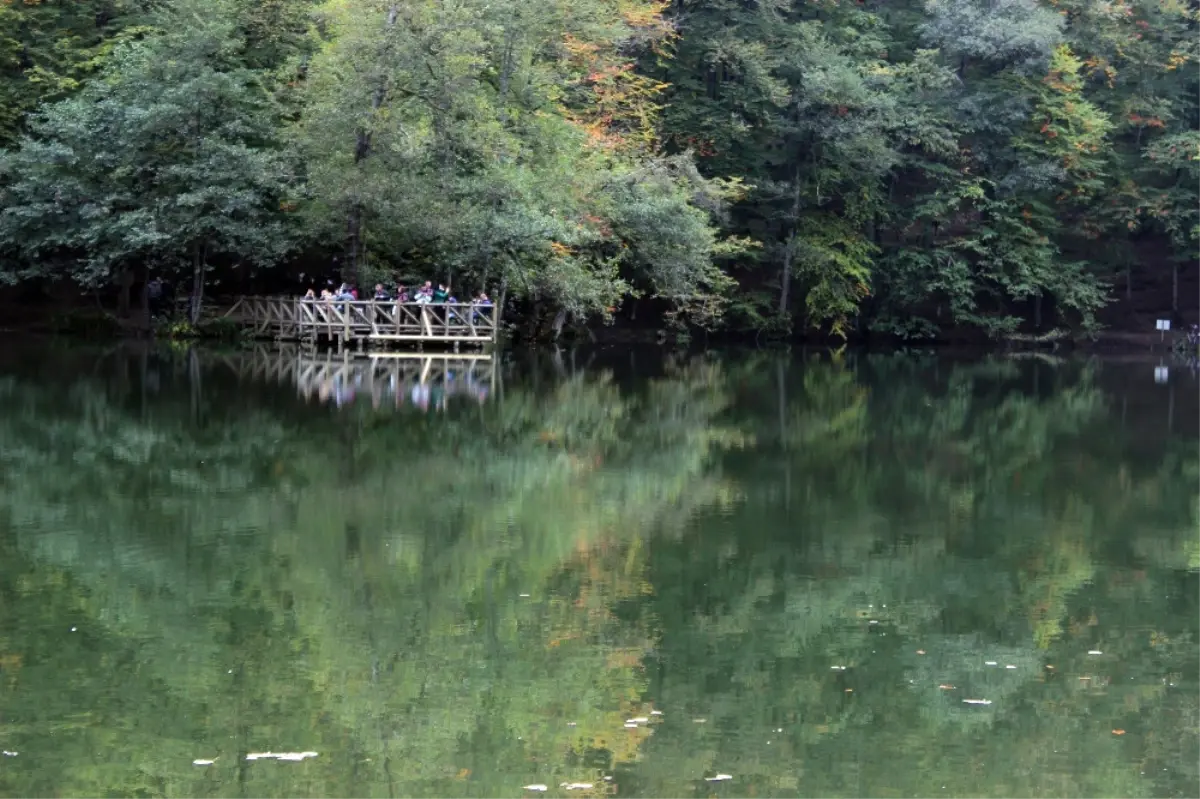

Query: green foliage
[0,0,146,146]
[287,0,734,325]
[0,0,1194,336]
[0,0,297,318]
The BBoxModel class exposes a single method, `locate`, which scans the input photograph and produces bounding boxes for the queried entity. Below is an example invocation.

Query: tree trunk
[480,28,518,284]
[345,3,400,285]
[1171,261,1178,315]
[189,243,205,325]
[138,266,151,331]
[117,269,133,318]
[345,206,363,286]
[779,233,795,316]
[779,164,803,317]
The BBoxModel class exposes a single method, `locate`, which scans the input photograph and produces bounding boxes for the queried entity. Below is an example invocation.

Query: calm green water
[0,343,1196,798]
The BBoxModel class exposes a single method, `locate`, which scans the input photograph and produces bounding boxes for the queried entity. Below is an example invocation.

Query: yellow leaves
[549,241,574,258]
[618,0,672,36]
[556,2,672,153]
[562,34,600,59]
[1164,51,1192,71]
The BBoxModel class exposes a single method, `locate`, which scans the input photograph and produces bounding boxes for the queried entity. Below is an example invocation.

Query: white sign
[1154,366,1169,384]
[1156,319,1171,331]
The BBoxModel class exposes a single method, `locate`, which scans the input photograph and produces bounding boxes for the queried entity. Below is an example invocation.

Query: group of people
[302,280,492,308]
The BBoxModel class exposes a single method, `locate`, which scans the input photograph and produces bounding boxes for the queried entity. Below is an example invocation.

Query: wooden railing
[222,296,500,348]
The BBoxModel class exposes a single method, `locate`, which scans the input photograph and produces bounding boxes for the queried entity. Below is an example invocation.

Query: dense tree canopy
[0,0,1195,338]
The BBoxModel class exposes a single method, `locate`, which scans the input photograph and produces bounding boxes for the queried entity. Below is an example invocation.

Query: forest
[0,0,1196,341]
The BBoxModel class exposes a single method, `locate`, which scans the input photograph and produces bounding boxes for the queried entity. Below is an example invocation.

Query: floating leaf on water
[246,751,318,762]
[938,684,955,690]
[830,665,846,671]
[1088,650,1103,655]
[522,785,548,792]
[916,650,926,655]
[192,759,216,766]
[2,751,17,757]
[705,774,733,782]
[985,661,998,666]
[962,699,993,705]
[1005,665,1017,669]
[1112,729,1126,736]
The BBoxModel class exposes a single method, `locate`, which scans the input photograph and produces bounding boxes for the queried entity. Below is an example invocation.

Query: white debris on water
[2,751,17,757]
[193,759,216,766]
[1005,664,1017,669]
[650,710,663,716]
[1088,650,1103,655]
[519,594,531,598]
[628,717,649,724]
[624,722,638,728]
[831,665,846,671]
[984,661,998,666]
[246,751,318,762]
[962,699,993,706]
[522,785,548,792]
[562,782,594,790]
[705,774,733,782]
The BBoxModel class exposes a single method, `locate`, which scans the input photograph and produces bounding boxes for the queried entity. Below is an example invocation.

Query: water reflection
[208,346,498,410]
[0,342,1195,798]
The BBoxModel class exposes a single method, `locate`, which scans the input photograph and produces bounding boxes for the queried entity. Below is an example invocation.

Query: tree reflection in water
[0,343,1195,798]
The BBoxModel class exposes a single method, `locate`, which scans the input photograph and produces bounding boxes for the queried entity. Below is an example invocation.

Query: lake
[0,342,1196,798]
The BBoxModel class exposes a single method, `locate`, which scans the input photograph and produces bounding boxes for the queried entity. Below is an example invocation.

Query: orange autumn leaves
[559,1,673,153]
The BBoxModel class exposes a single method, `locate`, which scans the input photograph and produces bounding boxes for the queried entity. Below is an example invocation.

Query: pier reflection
[210,345,498,411]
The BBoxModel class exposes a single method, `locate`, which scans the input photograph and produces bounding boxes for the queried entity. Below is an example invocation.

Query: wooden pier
[221,296,501,351]
[209,345,499,410]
